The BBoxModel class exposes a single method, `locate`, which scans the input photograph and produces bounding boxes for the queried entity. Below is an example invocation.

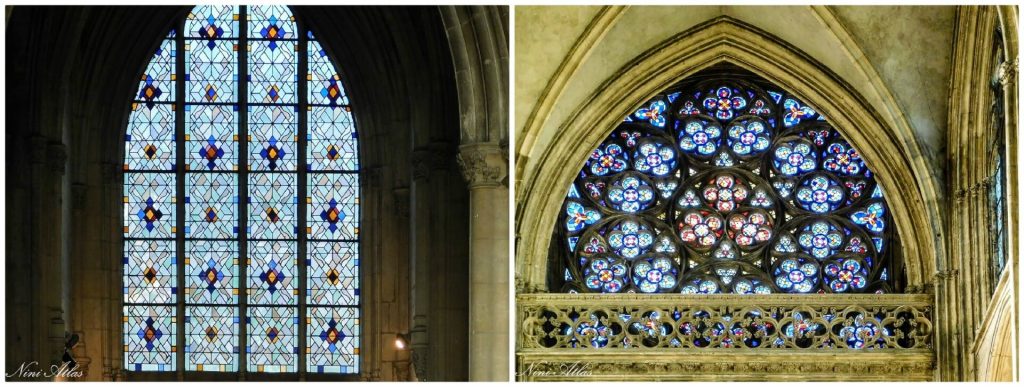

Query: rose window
[556,69,899,294]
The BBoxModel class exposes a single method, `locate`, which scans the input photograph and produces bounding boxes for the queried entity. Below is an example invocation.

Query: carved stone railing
[517,293,935,381]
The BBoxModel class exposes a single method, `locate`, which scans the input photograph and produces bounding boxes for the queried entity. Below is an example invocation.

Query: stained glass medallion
[556,67,899,294]
[124,5,359,375]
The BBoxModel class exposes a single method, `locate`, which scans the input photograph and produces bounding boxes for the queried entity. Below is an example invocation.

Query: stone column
[29,136,68,377]
[457,142,508,381]
[408,148,435,381]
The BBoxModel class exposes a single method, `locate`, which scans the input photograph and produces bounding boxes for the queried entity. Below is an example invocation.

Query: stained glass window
[123,5,360,375]
[554,66,901,294]
[987,27,1008,293]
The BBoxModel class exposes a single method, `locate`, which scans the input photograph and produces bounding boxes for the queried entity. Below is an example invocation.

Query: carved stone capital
[72,183,87,210]
[47,142,67,174]
[934,269,959,280]
[392,187,410,219]
[101,162,119,186]
[997,57,1018,86]
[364,166,383,187]
[30,135,49,166]
[456,142,507,189]
[409,320,430,381]
[411,143,453,181]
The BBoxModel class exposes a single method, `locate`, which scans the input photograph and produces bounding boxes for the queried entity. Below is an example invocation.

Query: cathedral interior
[5,5,508,382]
[514,5,1018,381]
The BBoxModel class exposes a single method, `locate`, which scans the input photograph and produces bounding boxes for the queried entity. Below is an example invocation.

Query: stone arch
[516,16,944,293]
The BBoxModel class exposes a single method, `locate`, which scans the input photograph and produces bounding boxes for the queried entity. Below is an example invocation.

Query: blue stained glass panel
[308,106,358,171]
[185,173,238,238]
[124,305,176,372]
[136,36,176,106]
[185,38,237,103]
[307,307,359,374]
[249,105,297,171]
[247,306,298,373]
[248,41,297,104]
[185,240,238,304]
[124,172,176,238]
[125,103,175,171]
[307,242,358,306]
[248,173,298,239]
[308,173,359,240]
[186,5,238,40]
[124,240,177,304]
[185,306,239,372]
[248,240,297,305]
[248,5,296,40]
[308,39,349,106]
[186,104,238,171]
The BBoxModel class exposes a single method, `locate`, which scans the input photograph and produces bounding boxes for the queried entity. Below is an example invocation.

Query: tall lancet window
[987,27,1008,293]
[554,66,902,297]
[122,5,360,374]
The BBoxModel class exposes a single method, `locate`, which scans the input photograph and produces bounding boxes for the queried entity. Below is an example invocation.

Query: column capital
[456,142,507,189]
[997,57,1017,86]
[411,143,454,181]
[47,142,67,174]
[392,186,410,219]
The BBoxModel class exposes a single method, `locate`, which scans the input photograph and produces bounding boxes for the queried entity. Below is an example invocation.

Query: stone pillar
[456,142,508,381]
[29,136,68,377]
[408,148,435,381]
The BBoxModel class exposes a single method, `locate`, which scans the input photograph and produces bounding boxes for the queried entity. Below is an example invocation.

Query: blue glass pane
[248,40,297,104]
[248,173,298,239]
[247,306,298,373]
[307,307,359,374]
[308,173,359,240]
[186,5,239,40]
[308,106,358,171]
[185,240,238,304]
[307,241,358,306]
[308,38,349,106]
[124,172,176,238]
[185,36,238,103]
[124,305,176,372]
[249,105,297,171]
[247,240,297,305]
[185,306,239,372]
[186,105,238,171]
[124,240,177,304]
[125,103,175,171]
[247,5,296,40]
[185,173,238,238]
[136,36,176,107]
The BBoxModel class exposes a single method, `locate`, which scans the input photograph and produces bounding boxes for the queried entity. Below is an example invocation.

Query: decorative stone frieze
[519,293,933,350]
[517,293,935,381]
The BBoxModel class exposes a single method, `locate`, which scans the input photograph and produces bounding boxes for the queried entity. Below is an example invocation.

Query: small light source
[395,333,409,350]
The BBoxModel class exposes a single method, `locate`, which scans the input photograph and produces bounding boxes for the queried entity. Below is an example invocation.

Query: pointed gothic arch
[516,16,943,293]
[515,15,940,381]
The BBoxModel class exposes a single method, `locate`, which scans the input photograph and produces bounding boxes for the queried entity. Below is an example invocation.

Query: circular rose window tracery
[558,68,899,294]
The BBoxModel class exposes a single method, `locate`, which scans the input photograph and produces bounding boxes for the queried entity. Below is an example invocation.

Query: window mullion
[237,5,249,378]
[174,17,187,378]
[297,25,309,378]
